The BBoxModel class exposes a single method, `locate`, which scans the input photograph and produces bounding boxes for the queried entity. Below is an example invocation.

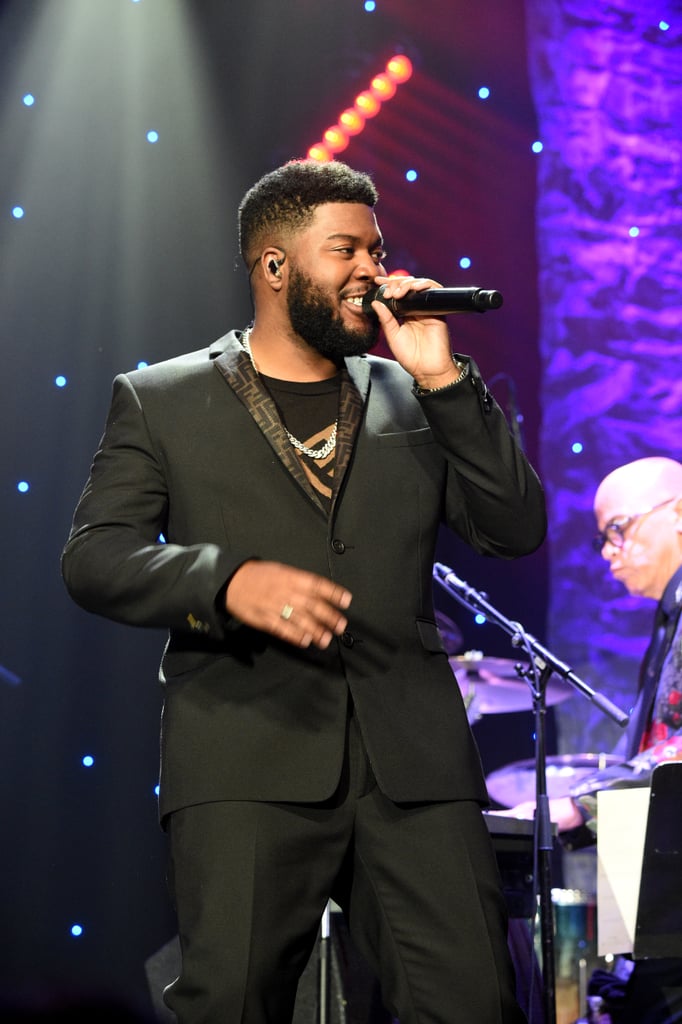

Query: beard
[286,264,380,362]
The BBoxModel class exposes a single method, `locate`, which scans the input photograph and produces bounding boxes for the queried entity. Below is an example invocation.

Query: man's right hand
[225,560,352,650]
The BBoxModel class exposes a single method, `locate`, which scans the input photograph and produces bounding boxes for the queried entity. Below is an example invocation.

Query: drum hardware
[433,561,631,1024]
[450,650,575,718]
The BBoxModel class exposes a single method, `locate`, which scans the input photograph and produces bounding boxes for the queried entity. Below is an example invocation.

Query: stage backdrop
[0,0,680,1014]
[526,0,682,757]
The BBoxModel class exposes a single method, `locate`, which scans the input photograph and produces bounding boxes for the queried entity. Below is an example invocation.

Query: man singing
[62,159,546,1023]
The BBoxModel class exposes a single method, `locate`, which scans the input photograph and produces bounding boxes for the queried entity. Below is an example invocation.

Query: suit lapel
[213,335,370,516]
[214,335,323,511]
[333,357,369,508]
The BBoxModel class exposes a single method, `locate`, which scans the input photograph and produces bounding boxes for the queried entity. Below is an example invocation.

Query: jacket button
[341,631,354,648]
[331,538,346,554]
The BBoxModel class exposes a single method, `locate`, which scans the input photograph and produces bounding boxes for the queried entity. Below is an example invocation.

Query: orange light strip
[308,54,413,162]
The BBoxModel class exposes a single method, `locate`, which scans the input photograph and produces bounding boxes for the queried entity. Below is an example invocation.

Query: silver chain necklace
[241,328,338,460]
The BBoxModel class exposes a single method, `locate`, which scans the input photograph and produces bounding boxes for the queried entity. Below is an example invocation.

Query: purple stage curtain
[525,0,682,757]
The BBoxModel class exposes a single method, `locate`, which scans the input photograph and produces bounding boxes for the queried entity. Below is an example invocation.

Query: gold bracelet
[412,358,468,396]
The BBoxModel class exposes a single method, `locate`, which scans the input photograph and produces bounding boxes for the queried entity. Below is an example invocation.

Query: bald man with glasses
[508,456,682,1023]
[592,464,682,606]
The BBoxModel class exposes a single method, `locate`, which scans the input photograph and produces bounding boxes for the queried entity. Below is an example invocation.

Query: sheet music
[596,787,650,956]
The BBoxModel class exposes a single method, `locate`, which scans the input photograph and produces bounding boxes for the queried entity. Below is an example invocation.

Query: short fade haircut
[238,159,379,269]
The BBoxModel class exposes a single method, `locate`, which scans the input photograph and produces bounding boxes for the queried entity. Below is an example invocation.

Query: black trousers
[163,711,526,1024]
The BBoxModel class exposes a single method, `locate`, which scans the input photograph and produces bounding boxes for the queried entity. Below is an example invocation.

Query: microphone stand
[433,563,629,1024]
[318,902,331,1024]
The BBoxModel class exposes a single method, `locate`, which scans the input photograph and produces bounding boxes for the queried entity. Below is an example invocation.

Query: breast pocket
[365,426,443,520]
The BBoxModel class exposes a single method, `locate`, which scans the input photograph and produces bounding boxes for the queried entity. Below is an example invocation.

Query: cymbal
[451,653,524,680]
[486,753,622,807]
[450,651,574,716]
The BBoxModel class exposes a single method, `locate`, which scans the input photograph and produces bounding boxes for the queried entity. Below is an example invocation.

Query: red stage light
[308,52,412,159]
[324,125,349,153]
[307,143,332,162]
[386,55,413,83]
[354,91,381,118]
[370,73,397,101]
[339,108,365,136]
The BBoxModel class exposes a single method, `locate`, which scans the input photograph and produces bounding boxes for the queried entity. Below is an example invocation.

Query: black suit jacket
[62,331,546,819]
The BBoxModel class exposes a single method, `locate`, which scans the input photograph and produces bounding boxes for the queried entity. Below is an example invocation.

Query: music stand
[633,761,682,960]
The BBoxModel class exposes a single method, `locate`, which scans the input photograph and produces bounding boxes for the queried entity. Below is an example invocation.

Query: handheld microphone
[362,284,503,317]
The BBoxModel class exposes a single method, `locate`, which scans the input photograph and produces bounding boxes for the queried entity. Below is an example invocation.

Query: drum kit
[436,610,610,1022]
[437,610,613,809]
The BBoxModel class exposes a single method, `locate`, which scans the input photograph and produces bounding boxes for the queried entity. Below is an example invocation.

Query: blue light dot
[17,481,30,493]
[71,924,83,938]
[157,533,167,544]
[474,613,487,625]
[23,94,35,107]
[459,256,472,270]
[82,755,94,768]
[531,140,544,154]
[146,130,159,144]
[571,442,583,454]
[478,86,490,100]
[405,169,418,182]
[659,20,670,31]
[629,226,640,237]
[364,0,376,10]
[55,375,67,388]
[154,784,160,797]
[12,206,25,219]
[137,360,149,369]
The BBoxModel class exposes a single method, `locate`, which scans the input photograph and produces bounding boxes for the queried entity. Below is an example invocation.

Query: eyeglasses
[592,496,678,553]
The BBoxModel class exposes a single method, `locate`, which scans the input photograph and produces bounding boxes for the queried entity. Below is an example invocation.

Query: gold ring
[280,603,294,621]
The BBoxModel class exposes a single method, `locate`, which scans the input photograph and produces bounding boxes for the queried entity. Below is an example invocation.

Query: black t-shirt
[260,373,341,509]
